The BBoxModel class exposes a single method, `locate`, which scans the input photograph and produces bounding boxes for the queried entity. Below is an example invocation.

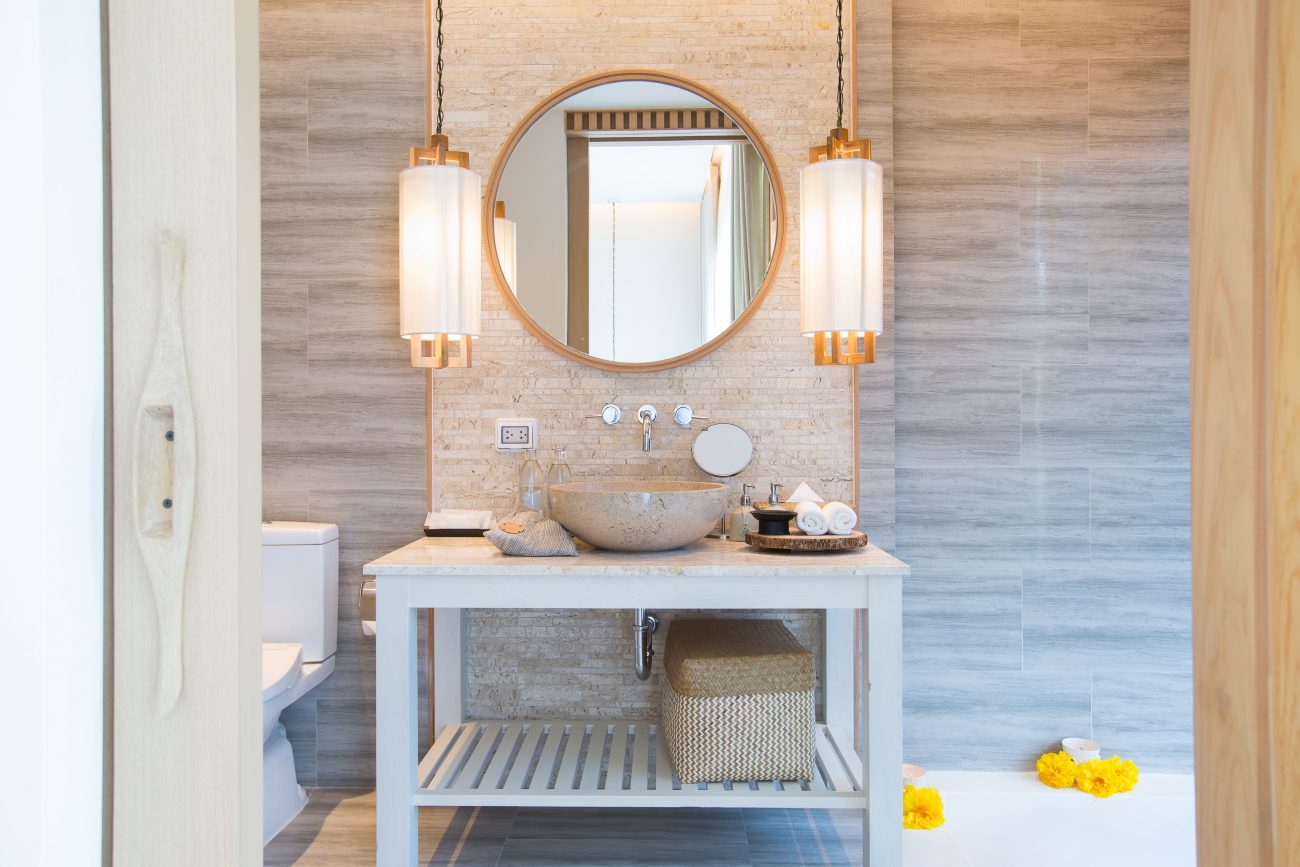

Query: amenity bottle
[517,449,546,514]
[544,447,571,519]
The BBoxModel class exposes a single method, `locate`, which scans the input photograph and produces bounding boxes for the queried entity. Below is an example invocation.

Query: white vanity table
[365,537,908,866]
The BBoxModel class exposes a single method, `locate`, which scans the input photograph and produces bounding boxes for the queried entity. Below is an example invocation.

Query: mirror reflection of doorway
[493,79,779,367]
[585,139,772,362]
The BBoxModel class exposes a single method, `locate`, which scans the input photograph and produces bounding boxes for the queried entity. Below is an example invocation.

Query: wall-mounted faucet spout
[632,608,659,680]
[637,405,657,452]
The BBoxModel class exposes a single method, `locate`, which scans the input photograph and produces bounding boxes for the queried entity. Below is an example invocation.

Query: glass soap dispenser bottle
[544,447,571,519]
[517,448,545,514]
[726,483,758,541]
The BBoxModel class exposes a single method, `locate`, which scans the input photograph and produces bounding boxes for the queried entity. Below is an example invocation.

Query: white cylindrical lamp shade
[494,216,518,294]
[399,163,482,339]
[799,157,884,336]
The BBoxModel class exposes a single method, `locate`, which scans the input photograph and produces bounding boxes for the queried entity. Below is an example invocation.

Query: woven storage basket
[661,619,816,783]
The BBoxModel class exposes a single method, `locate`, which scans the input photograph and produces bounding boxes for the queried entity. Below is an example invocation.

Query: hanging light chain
[835,0,845,130]
[434,0,445,134]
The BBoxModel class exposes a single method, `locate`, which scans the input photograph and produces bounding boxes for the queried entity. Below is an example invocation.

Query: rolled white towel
[425,509,493,530]
[795,500,829,536]
[822,501,858,535]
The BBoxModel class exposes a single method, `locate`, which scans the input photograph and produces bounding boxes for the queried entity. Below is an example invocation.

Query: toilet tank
[262,521,339,663]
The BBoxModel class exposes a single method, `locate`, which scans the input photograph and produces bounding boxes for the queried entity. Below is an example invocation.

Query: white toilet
[261,521,339,845]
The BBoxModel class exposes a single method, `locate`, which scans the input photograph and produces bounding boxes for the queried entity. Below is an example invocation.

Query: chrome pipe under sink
[632,608,660,680]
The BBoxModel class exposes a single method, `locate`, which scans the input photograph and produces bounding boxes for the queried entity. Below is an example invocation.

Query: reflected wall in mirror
[487,72,785,371]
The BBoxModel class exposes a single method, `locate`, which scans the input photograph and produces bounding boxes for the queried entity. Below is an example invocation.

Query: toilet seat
[262,642,303,700]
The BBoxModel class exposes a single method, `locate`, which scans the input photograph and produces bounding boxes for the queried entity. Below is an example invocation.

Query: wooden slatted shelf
[412,720,866,809]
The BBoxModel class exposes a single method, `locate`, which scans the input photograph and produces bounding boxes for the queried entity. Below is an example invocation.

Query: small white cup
[903,763,927,789]
[1061,737,1101,763]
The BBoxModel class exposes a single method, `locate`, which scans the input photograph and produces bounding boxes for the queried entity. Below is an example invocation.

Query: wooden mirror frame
[483,69,788,373]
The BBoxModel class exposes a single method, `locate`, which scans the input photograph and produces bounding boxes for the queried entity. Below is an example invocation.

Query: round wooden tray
[744,529,868,552]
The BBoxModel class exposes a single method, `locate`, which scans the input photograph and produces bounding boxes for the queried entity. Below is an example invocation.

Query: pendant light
[799,0,884,365]
[399,0,480,369]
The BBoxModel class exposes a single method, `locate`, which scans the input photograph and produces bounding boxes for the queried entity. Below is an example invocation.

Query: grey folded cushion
[485,510,578,557]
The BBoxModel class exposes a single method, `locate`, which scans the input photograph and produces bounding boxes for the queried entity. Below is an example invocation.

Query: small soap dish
[424,528,487,538]
[750,508,797,535]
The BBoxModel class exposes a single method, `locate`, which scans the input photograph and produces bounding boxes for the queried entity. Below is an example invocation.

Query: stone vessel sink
[548,480,727,552]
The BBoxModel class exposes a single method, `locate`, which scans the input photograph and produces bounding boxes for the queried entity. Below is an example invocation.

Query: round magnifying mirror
[488,72,785,371]
[692,423,755,478]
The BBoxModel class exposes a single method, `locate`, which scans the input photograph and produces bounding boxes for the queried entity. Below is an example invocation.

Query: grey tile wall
[261,0,432,786]
[893,0,1191,770]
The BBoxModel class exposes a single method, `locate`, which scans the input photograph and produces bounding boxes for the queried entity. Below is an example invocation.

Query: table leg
[433,607,464,734]
[376,584,418,867]
[862,575,903,865]
[825,609,856,733]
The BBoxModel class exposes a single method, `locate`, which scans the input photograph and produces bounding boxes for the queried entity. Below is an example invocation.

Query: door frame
[1189,0,1299,863]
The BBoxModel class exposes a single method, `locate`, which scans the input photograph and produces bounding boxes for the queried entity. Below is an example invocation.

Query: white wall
[496,108,568,342]
[588,202,702,362]
[0,0,106,862]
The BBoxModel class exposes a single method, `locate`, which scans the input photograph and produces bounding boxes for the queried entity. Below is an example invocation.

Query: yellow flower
[1075,757,1132,798]
[1036,751,1078,789]
[1114,758,1140,793]
[903,784,945,830]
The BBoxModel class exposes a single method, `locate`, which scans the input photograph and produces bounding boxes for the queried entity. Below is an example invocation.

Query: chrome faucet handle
[587,404,623,425]
[672,404,709,427]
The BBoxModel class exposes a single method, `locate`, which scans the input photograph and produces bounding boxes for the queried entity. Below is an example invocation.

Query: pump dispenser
[726,483,759,541]
[768,482,784,508]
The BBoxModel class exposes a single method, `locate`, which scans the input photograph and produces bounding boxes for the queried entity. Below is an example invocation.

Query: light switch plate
[495,418,538,451]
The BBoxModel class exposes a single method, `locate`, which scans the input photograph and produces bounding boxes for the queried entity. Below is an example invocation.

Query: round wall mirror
[692,423,756,478]
[486,71,786,371]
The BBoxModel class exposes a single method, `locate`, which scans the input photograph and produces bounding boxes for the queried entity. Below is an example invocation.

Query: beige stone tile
[1088,56,1189,160]
[1020,0,1189,60]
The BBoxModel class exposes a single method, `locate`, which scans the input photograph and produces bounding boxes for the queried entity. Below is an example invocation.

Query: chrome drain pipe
[632,608,660,680]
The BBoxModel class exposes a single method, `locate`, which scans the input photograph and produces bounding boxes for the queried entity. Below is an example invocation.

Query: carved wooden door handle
[133,234,196,715]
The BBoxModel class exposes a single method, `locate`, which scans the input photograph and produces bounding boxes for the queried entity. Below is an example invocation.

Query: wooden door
[107,0,263,860]
[1190,0,1298,863]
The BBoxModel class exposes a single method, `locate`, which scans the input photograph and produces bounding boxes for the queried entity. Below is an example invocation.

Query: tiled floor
[266,772,1195,866]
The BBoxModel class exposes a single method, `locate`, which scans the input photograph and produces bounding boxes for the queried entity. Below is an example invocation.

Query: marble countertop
[364,536,909,578]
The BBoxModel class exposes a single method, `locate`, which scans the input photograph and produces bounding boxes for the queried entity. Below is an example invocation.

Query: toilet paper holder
[358,579,376,623]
